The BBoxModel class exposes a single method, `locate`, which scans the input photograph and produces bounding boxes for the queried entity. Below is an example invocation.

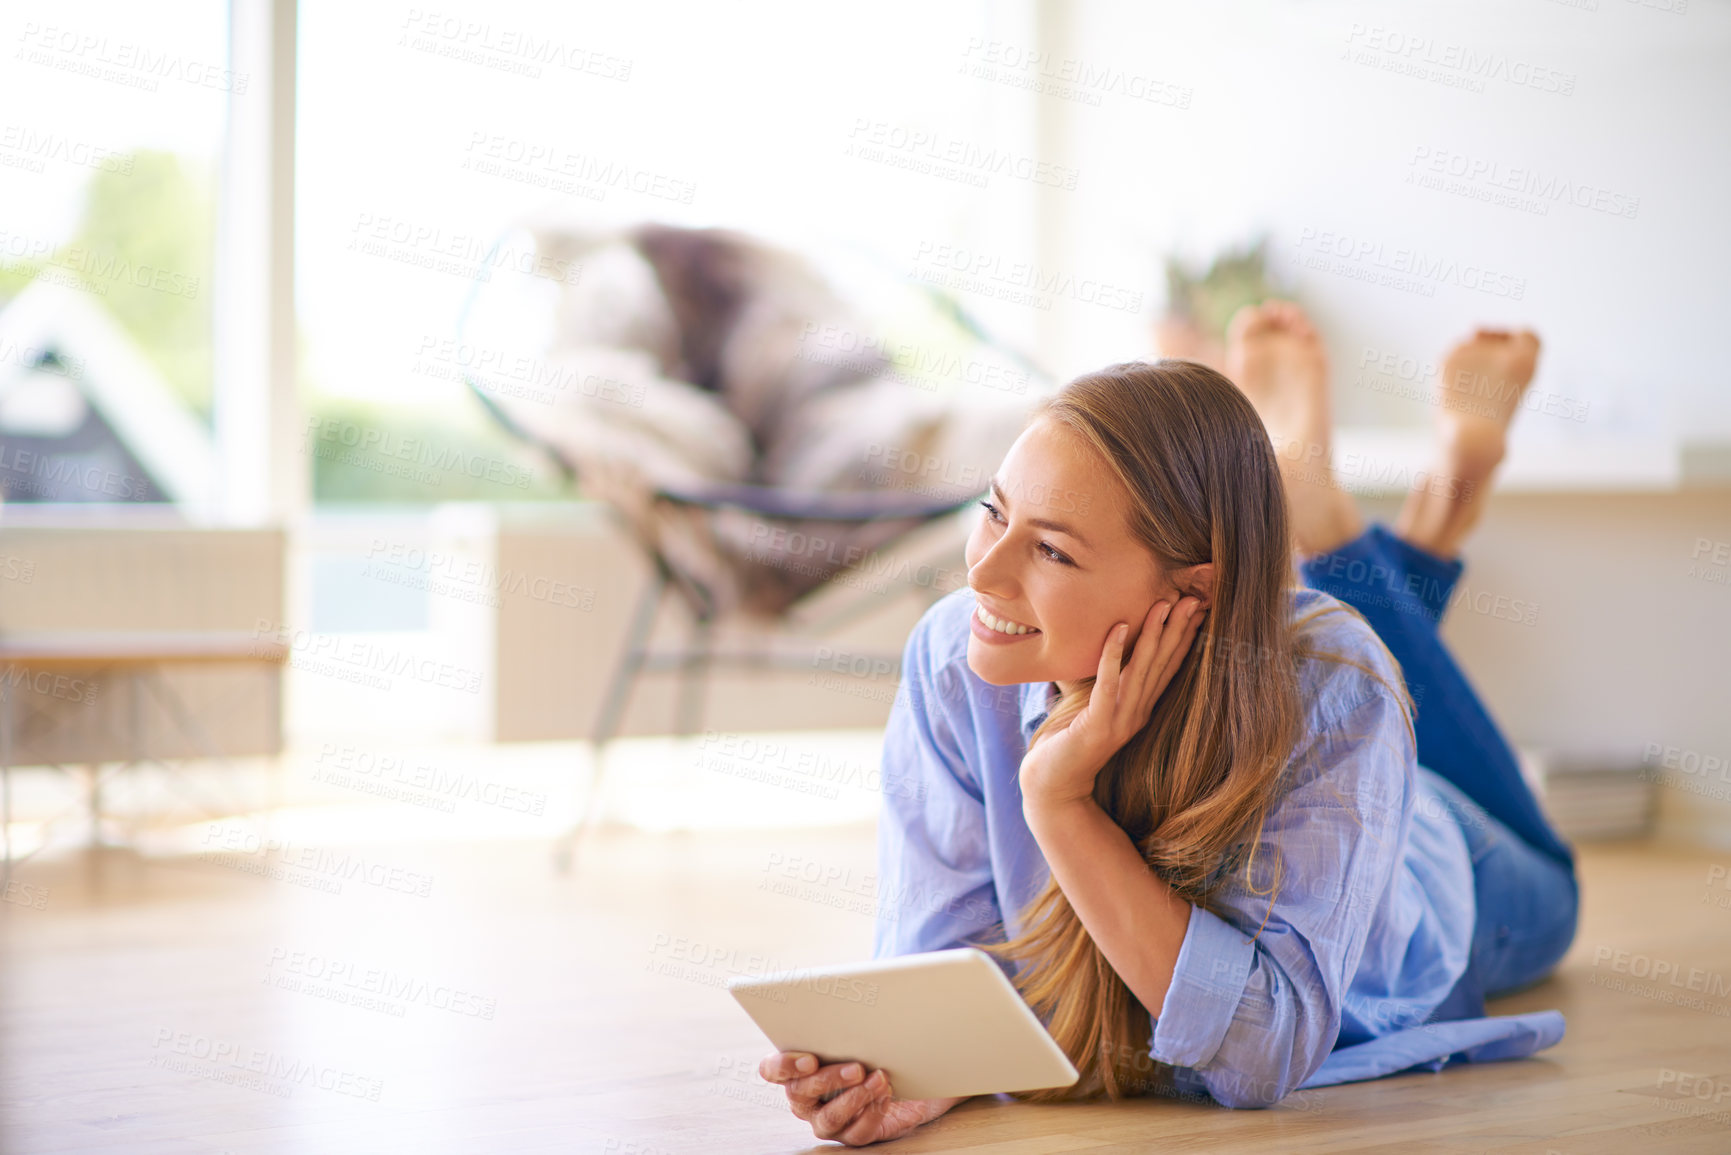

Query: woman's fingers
[1109,601,1169,690]
[1129,600,1174,677]
[760,1052,905,1144]
[782,1060,871,1118]
[1096,618,1129,700]
[1153,598,1204,673]
[811,1069,891,1140]
[1109,600,1171,719]
[1148,599,1206,701]
[758,1050,817,1084]
[834,1074,899,1145]
[1123,598,1203,721]
[1095,596,1208,739]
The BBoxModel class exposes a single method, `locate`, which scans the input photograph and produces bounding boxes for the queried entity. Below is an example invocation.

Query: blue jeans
[1300,524,1580,1008]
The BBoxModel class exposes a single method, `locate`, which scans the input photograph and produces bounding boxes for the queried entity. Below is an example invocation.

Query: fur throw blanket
[470,216,1052,621]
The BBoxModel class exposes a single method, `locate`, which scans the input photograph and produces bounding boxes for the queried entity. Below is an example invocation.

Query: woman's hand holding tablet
[732,948,1080,1144]
[757,1051,965,1147]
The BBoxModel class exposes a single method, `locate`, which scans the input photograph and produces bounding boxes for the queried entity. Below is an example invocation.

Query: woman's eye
[980,501,1073,566]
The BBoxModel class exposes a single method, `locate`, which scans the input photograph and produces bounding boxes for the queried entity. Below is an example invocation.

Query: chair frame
[550,482,977,870]
[454,228,1034,870]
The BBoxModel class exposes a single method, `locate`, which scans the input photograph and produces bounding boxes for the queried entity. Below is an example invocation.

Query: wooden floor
[3,819,1729,1153]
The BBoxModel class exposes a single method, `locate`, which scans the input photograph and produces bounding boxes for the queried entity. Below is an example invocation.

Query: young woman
[758,302,1580,1146]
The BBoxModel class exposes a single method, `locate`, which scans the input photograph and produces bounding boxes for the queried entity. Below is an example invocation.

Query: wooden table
[0,631,289,880]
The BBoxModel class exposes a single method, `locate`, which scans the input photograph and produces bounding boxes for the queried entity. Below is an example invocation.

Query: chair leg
[555,741,609,875]
[2,683,11,888]
[674,616,712,738]
[554,570,665,873]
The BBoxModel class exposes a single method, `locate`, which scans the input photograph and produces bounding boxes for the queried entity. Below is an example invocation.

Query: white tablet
[726,947,1080,1101]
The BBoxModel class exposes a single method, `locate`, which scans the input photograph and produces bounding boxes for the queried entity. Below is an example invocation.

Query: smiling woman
[960,360,1311,1099]
[762,313,1583,1144]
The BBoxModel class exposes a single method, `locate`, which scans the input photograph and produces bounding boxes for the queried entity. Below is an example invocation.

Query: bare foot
[1153,315,1227,374]
[1435,328,1541,475]
[1395,328,1541,559]
[1223,300,1363,555]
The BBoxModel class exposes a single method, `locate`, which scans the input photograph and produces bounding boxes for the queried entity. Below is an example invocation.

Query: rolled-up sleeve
[871,608,1003,960]
[1147,687,1413,1108]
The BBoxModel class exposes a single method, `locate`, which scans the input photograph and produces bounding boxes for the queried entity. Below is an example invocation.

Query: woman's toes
[1226,300,1272,343]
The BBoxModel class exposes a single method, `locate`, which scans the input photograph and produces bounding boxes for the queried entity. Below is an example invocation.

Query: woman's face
[964,417,1183,689]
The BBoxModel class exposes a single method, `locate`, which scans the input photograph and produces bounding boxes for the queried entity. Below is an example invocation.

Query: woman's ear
[1172,562,1216,609]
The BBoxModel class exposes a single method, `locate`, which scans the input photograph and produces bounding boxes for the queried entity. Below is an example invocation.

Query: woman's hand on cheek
[1018,596,1208,812]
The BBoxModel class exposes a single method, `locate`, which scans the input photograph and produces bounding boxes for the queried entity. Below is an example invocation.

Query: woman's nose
[968,539,1016,597]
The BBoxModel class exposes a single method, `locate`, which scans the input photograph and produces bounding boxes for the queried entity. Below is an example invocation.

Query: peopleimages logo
[264,947,498,1020]
[0,228,199,299]
[1342,23,1576,96]
[845,120,1080,190]
[150,1028,382,1101]
[398,10,633,81]
[15,22,250,93]
[1407,146,1640,220]
[1294,227,1525,300]
[1590,945,1731,998]
[957,38,1194,110]
[911,241,1141,313]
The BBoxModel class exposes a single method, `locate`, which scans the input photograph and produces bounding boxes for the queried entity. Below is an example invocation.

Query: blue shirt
[871,585,1565,1108]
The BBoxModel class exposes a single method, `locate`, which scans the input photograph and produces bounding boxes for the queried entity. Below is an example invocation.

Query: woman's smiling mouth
[972,602,1042,643]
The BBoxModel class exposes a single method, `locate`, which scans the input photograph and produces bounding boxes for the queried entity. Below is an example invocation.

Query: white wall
[1003,1,1731,845]
[1031,0,1727,448]
[1366,491,1731,848]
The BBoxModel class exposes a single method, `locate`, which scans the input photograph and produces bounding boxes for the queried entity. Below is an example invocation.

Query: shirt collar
[1020,679,1056,743]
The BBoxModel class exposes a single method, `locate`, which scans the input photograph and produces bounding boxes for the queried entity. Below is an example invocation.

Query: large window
[0,1,229,505]
[295,0,1032,503]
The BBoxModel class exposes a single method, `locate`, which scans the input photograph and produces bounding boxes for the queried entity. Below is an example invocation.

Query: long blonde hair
[975,359,1409,1101]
